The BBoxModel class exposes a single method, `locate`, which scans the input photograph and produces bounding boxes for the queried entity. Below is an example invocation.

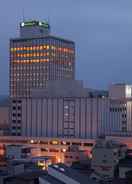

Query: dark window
[12,113,16,117]
[17,106,21,110]
[122,114,127,118]
[12,133,16,136]
[102,160,107,163]
[49,149,59,153]
[17,120,21,124]
[122,121,127,124]
[72,142,81,146]
[41,148,48,152]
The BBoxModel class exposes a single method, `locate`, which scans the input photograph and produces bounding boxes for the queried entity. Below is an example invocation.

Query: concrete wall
[119,167,132,178]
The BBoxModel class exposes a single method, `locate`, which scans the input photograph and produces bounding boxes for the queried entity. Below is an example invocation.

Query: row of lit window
[11,52,50,57]
[10,45,74,53]
[11,66,48,70]
[12,59,49,63]
[12,59,72,65]
[11,45,49,51]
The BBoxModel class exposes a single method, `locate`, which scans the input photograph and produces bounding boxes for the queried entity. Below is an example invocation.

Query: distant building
[0,96,10,135]
[119,156,132,179]
[109,83,132,99]
[91,137,127,180]
[6,144,31,160]
[64,145,89,166]
[109,84,132,135]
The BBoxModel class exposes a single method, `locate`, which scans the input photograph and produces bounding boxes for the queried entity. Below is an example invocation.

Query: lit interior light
[21,22,25,27]
[39,22,42,26]
[57,158,61,163]
[30,139,34,144]
[62,148,66,152]
[62,141,66,145]
[51,140,59,145]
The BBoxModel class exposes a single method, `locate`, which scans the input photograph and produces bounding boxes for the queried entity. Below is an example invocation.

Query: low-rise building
[0,96,9,136]
[91,137,127,180]
[119,156,132,179]
[64,145,90,166]
[6,145,31,160]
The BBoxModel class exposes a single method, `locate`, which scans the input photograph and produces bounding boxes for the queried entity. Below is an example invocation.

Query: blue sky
[0,0,132,94]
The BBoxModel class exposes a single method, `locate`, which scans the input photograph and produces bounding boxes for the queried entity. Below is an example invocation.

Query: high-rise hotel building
[10,20,75,98]
[10,20,75,135]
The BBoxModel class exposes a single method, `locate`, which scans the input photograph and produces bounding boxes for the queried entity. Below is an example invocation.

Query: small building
[91,137,127,180]
[4,170,45,184]
[119,156,132,179]
[64,145,90,166]
[6,145,31,160]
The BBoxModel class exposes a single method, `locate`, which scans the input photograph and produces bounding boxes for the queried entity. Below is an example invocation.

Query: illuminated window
[50,140,59,145]
[10,48,14,52]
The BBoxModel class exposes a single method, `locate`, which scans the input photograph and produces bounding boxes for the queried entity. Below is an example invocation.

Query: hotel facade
[10,20,75,135]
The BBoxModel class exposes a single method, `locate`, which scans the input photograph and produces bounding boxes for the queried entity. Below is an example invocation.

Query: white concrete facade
[20,97,109,139]
[10,82,132,138]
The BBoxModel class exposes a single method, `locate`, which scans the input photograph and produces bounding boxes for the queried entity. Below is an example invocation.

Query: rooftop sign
[20,20,50,28]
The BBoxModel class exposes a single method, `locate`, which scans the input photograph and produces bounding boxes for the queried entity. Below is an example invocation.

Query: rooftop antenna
[22,8,26,22]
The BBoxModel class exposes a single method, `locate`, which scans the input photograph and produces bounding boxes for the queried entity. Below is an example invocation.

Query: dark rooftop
[49,163,97,184]
[40,172,65,184]
[119,156,132,168]
[10,35,75,44]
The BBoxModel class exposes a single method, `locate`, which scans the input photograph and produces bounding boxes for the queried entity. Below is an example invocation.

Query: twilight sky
[0,0,132,94]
